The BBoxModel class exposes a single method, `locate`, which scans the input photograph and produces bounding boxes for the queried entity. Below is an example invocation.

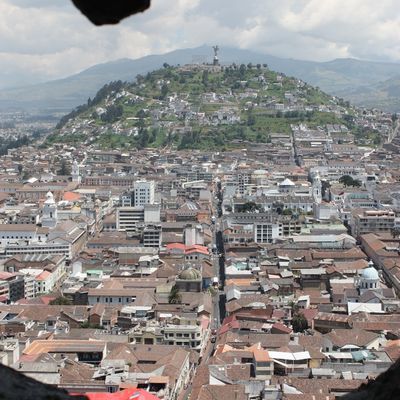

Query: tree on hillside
[137,128,149,149]
[247,112,256,127]
[168,285,182,304]
[239,64,246,78]
[161,84,169,100]
[101,104,123,123]
[202,70,209,86]
[136,109,147,119]
[149,128,158,144]
[58,159,70,176]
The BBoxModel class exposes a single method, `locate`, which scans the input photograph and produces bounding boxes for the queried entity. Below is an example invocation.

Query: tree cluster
[100,104,123,123]
[178,130,202,150]
[239,202,262,213]
[339,175,362,187]
[292,312,308,333]
[168,285,182,304]
[57,159,71,176]
[0,135,29,156]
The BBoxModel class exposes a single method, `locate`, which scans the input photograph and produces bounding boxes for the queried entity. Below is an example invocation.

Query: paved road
[179,183,224,400]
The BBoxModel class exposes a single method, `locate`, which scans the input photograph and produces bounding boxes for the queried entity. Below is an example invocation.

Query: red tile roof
[77,389,159,400]
[166,243,209,255]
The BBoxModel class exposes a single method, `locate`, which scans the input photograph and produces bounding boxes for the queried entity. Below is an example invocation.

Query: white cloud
[0,0,400,88]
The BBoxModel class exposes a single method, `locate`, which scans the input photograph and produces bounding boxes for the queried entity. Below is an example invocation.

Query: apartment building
[352,209,396,237]
[133,180,155,206]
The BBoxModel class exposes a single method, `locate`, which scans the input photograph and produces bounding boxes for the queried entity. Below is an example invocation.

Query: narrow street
[179,181,225,400]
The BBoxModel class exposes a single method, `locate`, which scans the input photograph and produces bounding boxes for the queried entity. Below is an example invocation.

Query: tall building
[254,223,282,244]
[72,160,81,184]
[143,225,162,248]
[312,173,322,204]
[41,191,58,228]
[133,180,155,206]
[116,207,144,232]
[352,209,396,237]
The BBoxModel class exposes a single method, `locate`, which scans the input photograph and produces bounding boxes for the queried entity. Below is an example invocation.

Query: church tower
[42,191,58,228]
[313,173,322,204]
[72,160,81,184]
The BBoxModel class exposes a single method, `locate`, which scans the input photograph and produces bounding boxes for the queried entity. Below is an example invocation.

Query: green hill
[44,63,372,151]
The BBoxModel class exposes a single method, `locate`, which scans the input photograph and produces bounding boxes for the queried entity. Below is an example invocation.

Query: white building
[313,203,339,220]
[41,191,58,228]
[354,264,381,295]
[144,204,161,224]
[184,224,204,246]
[133,180,155,206]
[312,173,322,204]
[72,160,81,184]
[254,223,282,243]
[117,206,145,232]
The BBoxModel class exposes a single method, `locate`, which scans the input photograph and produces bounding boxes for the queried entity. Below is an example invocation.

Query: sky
[1,0,400,88]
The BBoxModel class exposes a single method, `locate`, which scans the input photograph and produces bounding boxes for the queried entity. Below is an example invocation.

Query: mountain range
[1,45,400,114]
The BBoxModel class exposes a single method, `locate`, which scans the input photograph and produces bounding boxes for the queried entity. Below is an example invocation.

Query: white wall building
[133,180,155,206]
[144,204,161,224]
[254,223,282,244]
[116,206,145,232]
[184,224,204,246]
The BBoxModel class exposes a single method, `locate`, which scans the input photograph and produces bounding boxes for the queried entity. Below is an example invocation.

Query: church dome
[178,267,201,280]
[361,267,379,281]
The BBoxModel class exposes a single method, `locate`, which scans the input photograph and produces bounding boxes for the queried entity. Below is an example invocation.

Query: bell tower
[313,173,322,204]
[72,160,81,184]
[42,191,58,228]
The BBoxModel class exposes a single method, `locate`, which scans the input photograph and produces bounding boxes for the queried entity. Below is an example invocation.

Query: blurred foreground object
[71,0,151,25]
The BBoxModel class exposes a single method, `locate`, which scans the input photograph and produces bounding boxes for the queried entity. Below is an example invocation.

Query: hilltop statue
[212,45,220,66]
